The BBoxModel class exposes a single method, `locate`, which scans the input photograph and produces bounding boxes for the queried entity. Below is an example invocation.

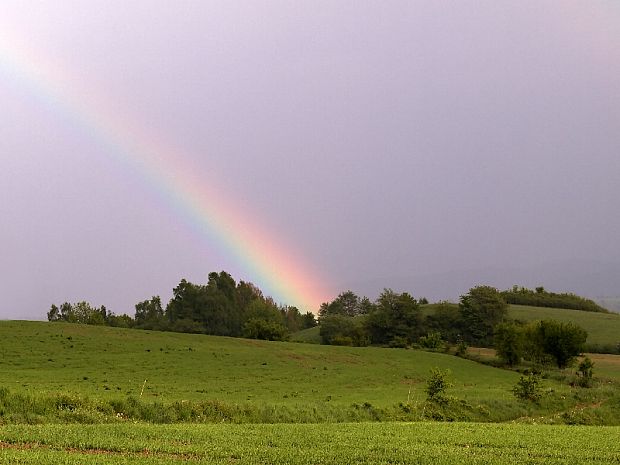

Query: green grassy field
[1,422,619,464]
[1,320,620,426]
[0,320,523,407]
[2,320,620,463]
[509,305,620,348]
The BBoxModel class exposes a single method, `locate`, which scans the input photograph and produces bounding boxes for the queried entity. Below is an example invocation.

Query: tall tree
[459,285,508,344]
[366,289,421,345]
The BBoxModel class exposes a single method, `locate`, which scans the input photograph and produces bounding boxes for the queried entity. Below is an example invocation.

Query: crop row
[0,422,618,464]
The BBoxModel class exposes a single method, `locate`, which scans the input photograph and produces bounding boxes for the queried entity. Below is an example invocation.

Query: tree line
[318,285,589,367]
[47,271,316,340]
[500,286,608,313]
[46,274,593,363]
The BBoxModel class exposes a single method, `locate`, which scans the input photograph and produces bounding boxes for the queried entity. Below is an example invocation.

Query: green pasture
[0,422,618,464]
[1,321,620,425]
[0,321,521,406]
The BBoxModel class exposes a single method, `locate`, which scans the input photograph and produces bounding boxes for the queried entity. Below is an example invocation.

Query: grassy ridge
[509,305,620,348]
[1,422,619,464]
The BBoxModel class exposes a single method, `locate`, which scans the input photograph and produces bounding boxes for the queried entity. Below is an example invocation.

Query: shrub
[575,357,595,388]
[425,368,452,403]
[419,331,444,350]
[512,371,543,403]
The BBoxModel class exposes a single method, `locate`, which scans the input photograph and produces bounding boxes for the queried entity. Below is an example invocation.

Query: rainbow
[0,26,331,312]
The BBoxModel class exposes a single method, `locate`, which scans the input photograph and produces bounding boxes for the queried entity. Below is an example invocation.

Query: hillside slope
[0,321,520,407]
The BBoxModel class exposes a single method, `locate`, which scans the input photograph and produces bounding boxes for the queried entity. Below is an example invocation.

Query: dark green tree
[47,304,60,321]
[424,302,463,343]
[135,296,165,329]
[366,289,421,346]
[494,322,524,366]
[525,320,587,368]
[319,314,369,346]
[319,291,370,318]
[459,285,508,345]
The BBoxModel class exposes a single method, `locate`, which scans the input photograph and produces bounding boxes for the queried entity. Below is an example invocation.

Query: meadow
[2,320,620,463]
[0,320,522,407]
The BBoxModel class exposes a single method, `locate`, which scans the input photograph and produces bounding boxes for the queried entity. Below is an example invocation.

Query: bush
[242,318,288,341]
[419,331,444,350]
[425,368,452,404]
[512,371,543,403]
[575,357,595,388]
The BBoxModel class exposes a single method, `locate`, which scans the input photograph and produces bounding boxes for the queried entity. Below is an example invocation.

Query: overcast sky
[1,1,619,319]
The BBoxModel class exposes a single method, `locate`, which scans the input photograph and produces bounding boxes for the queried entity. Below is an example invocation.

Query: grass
[289,325,320,343]
[2,320,620,463]
[0,422,619,464]
[0,321,522,407]
[1,320,619,425]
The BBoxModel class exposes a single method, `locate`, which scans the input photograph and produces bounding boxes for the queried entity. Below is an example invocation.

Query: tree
[459,286,508,345]
[513,371,543,403]
[525,320,587,369]
[576,357,594,387]
[494,322,523,366]
[47,304,60,321]
[424,302,463,343]
[365,289,421,346]
[300,311,317,329]
[319,314,369,346]
[426,367,452,403]
[319,291,370,318]
[135,296,164,329]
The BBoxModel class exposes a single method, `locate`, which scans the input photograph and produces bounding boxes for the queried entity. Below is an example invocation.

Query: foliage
[242,318,288,341]
[425,367,452,403]
[423,302,463,343]
[502,285,608,313]
[575,357,595,388]
[134,296,164,329]
[418,331,445,350]
[524,320,587,368]
[319,291,373,318]
[365,289,422,346]
[48,271,316,343]
[47,301,130,327]
[512,371,543,403]
[319,314,369,346]
[459,286,508,345]
[455,336,468,357]
[494,322,523,366]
